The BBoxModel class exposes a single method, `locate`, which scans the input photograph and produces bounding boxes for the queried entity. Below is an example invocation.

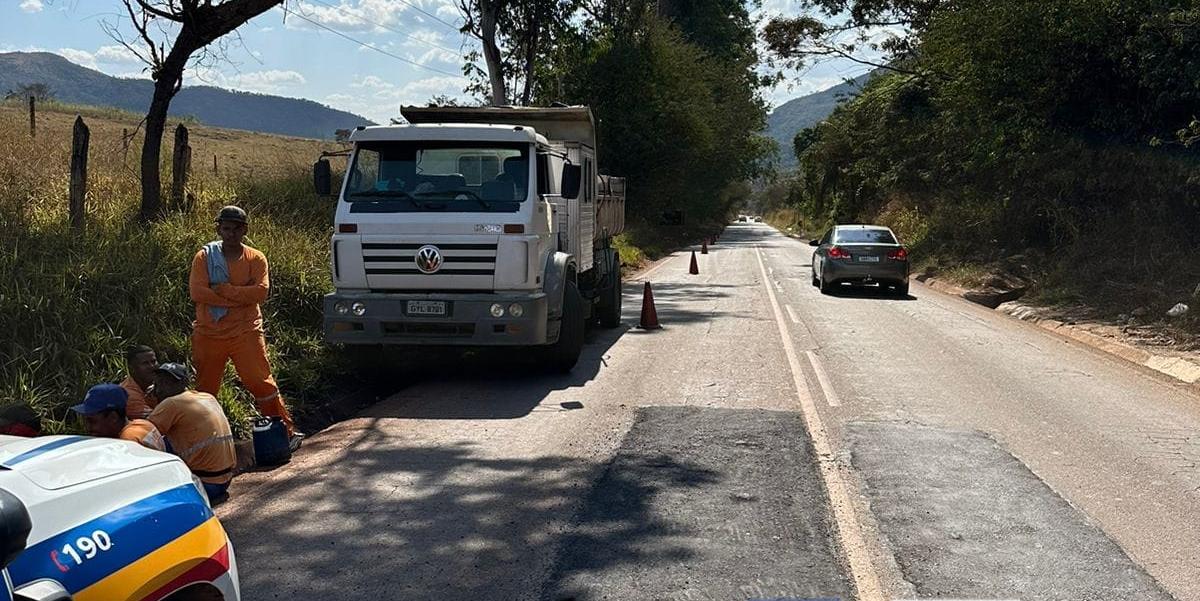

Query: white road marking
[805,350,842,407]
[785,304,801,324]
[753,246,884,601]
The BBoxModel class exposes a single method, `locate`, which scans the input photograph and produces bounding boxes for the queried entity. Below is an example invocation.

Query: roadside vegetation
[757,0,1200,343]
[0,101,341,434]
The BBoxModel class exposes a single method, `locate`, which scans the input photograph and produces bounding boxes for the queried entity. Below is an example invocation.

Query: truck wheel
[544,280,584,373]
[597,268,623,329]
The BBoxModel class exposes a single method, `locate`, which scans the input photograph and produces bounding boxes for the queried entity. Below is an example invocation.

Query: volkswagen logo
[414,245,443,274]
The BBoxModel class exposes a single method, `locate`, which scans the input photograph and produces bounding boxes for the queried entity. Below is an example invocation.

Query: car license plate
[406,300,447,316]
[858,256,880,263]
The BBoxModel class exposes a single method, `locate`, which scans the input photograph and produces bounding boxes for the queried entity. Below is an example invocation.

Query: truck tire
[597,267,623,329]
[544,280,584,373]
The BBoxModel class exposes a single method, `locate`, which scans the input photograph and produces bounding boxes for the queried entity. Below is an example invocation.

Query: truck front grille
[362,242,497,277]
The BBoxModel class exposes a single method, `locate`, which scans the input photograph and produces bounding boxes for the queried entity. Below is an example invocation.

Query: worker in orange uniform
[71,383,167,451]
[148,363,236,504]
[189,205,302,451]
[121,345,159,419]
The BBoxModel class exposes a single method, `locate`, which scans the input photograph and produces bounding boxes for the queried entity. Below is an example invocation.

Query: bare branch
[135,0,181,21]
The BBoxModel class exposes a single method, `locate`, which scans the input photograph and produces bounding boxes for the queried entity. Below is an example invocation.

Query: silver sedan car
[810,225,910,295]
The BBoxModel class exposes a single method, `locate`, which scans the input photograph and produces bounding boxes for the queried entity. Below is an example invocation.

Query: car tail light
[828,246,851,260]
[887,248,908,261]
[338,223,358,233]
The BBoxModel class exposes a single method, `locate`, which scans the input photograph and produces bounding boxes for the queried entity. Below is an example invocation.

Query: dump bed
[598,175,625,239]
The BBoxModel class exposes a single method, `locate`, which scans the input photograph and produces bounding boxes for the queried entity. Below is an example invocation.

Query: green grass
[0,103,342,435]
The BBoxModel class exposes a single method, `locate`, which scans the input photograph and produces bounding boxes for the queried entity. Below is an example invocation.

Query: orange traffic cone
[689,251,699,275]
[639,282,662,330]
[701,239,708,255]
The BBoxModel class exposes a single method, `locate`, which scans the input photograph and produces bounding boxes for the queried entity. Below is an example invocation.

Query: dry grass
[0,101,349,434]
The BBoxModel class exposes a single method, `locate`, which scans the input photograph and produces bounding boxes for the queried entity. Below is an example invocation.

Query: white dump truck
[315,106,626,372]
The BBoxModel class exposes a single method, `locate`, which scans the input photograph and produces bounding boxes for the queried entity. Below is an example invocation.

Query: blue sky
[2,0,873,124]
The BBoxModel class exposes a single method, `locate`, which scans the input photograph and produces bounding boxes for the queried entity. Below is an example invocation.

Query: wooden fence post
[69,116,89,232]
[122,128,129,156]
[172,123,191,212]
[213,153,218,176]
[28,96,35,138]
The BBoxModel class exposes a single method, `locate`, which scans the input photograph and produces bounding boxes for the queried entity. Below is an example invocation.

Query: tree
[459,0,509,105]
[4,83,53,101]
[459,0,580,105]
[105,0,284,220]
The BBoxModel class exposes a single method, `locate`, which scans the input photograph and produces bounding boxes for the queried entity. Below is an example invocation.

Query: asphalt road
[219,223,1200,601]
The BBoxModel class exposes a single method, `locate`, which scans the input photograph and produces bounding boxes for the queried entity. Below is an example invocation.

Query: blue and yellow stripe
[8,484,230,600]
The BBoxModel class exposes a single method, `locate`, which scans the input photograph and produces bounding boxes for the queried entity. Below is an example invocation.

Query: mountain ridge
[766,72,874,168]
[0,52,372,139]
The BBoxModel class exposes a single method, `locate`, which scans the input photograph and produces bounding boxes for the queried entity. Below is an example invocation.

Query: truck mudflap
[325,292,550,346]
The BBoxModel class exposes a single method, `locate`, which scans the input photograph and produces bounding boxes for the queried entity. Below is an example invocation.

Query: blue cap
[70,384,129,415]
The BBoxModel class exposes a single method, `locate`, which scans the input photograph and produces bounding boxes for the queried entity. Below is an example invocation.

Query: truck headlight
[508,303,524,318]
[490,303,505,318]
[335,301,350,315]
[351,302,366,316]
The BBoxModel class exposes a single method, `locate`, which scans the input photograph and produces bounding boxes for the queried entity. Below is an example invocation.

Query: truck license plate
[406,301,447,316]
[858,256,880,263]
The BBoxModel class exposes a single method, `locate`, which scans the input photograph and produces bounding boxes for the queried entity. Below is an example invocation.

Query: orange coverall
[189,244,295,435]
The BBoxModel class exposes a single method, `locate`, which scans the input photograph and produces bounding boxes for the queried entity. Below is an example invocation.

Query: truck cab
[320,106,625,372]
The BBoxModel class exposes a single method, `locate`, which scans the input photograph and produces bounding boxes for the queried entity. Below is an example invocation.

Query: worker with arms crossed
[189,205,302,451]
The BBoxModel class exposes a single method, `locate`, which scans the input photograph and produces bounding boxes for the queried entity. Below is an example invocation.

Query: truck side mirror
[561,164,582,200]
[313,159,332,196]
[0,489,31,569]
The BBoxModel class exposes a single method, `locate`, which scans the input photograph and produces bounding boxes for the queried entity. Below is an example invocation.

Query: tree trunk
[139,60,186,221]
[480,0,507,106]
[520,4,541,105]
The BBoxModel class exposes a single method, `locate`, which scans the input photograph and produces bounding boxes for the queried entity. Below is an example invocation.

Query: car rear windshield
[835,229,897,244]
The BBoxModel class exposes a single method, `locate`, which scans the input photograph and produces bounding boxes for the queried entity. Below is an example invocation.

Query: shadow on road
[223,427,717,600]
[821,284,917,302]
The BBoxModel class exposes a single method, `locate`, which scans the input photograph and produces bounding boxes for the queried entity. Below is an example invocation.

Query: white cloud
[57,48,96,69]
[335,74,467,122]
[415,47,459,66]
[284,0,412,33]
[94,45,143,65]
[19,0,44,13]
[227,69,308,93]
[352,75,394,89]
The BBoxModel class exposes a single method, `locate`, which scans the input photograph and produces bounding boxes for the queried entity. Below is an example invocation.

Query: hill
[0,51,371,139]
[765,72,873,168]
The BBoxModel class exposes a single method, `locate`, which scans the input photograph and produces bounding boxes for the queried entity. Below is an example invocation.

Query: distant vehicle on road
[810,225,909,296]
[753,216,763,223]
[736,215,748,222]
[0,435,240,601]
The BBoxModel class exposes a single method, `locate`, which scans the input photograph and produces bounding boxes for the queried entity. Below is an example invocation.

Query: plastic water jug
[252,416,291,467]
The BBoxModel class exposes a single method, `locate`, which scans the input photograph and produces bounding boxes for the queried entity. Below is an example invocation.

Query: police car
[0,435,240,601]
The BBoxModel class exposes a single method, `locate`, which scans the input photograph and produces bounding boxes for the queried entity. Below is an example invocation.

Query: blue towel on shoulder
[204,241,229,322]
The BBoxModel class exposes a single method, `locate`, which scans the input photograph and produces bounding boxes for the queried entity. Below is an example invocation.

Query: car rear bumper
[324,291,549,346]
[823,260,909,284]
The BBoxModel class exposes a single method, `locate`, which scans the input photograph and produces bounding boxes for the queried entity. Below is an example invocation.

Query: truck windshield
[344,141,530,213]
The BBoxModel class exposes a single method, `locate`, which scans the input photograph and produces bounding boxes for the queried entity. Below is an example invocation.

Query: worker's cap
[154,362,190,382]
[214,205,248,225]
[70,384,128,415]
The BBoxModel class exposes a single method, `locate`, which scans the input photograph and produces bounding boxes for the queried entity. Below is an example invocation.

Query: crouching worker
[148,363,236,504]
[0,404,41,437]
[71,384,166,451]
